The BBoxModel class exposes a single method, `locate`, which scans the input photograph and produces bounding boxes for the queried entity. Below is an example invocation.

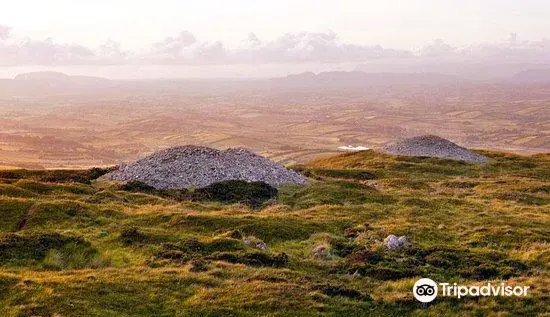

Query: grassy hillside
[0,150,548,316]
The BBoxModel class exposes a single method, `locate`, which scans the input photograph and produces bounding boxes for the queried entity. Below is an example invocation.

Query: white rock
[384,234,410,250]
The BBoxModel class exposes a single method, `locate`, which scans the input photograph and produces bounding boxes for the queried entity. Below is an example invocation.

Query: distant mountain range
[0,71,113,96]
[511,69,550,83]
[270,71,465,87]
[1,69,549,97]
[355,62,550,81]
[14,71,111,84]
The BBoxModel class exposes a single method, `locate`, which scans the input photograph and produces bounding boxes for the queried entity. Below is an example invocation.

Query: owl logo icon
[413,278,438,302]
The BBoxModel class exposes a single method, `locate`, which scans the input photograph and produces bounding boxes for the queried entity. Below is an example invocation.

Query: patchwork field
[1,81,549,168]
[0,150,548,316]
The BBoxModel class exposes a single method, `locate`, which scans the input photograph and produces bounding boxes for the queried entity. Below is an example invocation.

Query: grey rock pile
[381,135,488,163]
[102,145,308,189]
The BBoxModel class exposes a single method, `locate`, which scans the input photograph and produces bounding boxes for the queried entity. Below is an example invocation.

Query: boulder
[383,235,410,250]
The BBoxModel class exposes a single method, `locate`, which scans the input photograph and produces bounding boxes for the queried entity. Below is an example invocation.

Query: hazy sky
[1,0,549,78]
[2,0,549,49]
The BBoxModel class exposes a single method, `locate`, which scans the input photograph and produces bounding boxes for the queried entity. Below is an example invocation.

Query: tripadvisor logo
[413,278,530,303]
[413,278,438,302]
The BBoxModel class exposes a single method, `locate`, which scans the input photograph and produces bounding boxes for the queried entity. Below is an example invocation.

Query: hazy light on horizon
[1,0,550,78]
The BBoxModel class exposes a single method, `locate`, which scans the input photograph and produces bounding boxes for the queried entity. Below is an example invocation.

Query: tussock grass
[0,150,548,316]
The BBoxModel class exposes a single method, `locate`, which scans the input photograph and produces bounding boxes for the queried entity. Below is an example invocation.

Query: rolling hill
[0,149,548,316]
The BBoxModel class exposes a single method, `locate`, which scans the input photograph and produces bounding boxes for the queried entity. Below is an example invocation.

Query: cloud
[151,31,197,59]
[0,38,95,66]
[418,34,550,64]
[246,33,261,47]
[420,39,458,58]
[0,27,412,66]
[463,35,550,63]
[195,41,226,63]
[0,25,10,40]
[97,39,130,63]
[143,30,412,64]
[232,31,411,63]
[0,26,549,67]
[147,31,226,64]
[0,30,129,66]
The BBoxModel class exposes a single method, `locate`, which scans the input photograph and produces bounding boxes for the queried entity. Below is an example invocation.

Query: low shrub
[24,201,95,229]
[210,251,289,268]
[318,285,365,300]
[280,182,396,208]
[154,237,245,263]
[121,180,278,207]
[495,191,548,205]
[193,180,277,207]
[0,184,37,198]
[189,258,210,272]
[442,181,480,188]
[386,178,430,190]
[0,167,115,184]
[344,245,530,281]
[121,181,157,193]
[171,214,346,243]
[0,232,98,268]
[0,199,33,232]
[310,169,377,180]
[120,227,170,245]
